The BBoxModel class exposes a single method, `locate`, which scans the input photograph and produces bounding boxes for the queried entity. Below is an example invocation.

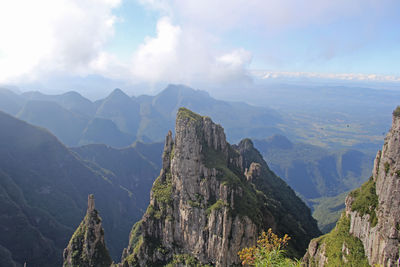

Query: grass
[151,172,173,206]
[128,220,143,246]
[315,213,369,266]
[349,177,378,227]
[177,107,203,122]
[393,106,400,117]
[206,199,227,215]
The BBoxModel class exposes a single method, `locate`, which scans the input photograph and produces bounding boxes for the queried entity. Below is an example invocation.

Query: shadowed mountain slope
[0,111,141,265]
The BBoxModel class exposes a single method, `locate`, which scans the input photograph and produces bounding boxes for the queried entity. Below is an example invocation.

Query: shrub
[384,162,390,174]
[237,229,301,267]
[393,106,400,117]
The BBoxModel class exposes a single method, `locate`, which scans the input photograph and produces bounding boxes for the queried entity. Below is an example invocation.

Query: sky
[0,0,400,94]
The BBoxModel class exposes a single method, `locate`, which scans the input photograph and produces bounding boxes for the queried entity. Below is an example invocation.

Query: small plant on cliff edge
[393,106,400,117]
[238,229,301,267]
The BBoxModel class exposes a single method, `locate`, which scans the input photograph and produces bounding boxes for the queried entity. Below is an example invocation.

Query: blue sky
[0,0,400,89]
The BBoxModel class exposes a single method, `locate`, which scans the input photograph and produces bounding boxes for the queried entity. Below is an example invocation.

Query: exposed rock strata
[122,108,320,266]
[63,194,112,267]
[304,107,400,266]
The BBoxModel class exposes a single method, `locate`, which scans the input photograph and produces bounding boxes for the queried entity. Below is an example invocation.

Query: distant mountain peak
[107,88,131,100]
[162,83,210,98]
[266,134,293,149]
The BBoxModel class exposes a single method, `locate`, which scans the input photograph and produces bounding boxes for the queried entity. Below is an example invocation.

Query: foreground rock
[63,194,112,267]
[121,108,320,266]
[304,106,400,266]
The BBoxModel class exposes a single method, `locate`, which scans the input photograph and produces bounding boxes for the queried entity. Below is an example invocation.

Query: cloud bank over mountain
[1,0,399,90]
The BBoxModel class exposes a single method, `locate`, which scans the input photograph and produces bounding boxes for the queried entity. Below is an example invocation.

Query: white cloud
[0,0,120,83]
[217,49,252,69]
[1,0,397,88]
[131,17,181,82]
[130,17,253,84]
[257,71,400,83]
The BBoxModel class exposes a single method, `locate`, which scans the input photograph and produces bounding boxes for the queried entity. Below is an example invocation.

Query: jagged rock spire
[63,194,112,267]
[121,107,319,266]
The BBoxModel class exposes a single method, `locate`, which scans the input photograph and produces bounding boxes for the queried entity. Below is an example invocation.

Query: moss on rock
[349,177,378,227]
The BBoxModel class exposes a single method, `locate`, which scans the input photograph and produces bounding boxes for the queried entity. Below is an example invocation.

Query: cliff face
[63,195,112,267]
[304,107,400,266]
[121,108,320,266]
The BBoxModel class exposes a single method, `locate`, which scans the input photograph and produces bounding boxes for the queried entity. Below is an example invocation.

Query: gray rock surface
[304,109,400,266]
[122,108,319,267]
[63,195,112,267]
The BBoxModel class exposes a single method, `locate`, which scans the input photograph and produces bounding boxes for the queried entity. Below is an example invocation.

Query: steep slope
[254,135,372,200]
[79,118,134,148]
[304,106,400,266]
[21,91,96,117]
[0,111,140,265]
[17,100,89,146]
[71,143,162,211]
[63,195,112,267]
[121,108,320,266]
[0,88,23,115]
[254,135,373,232]
[95,88,141,136]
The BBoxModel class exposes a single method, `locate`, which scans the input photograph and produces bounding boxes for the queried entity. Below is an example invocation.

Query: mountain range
[0,111,161,266]
[253,135,373,232]
[63,107,321,266]
[0,85,283,147]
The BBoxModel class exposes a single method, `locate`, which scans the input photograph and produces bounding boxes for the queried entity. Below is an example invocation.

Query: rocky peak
[175,107,228,156]
[121,108,319,266]
[63,194,112,267]
[304,106,400,266]
[245,162,261,182]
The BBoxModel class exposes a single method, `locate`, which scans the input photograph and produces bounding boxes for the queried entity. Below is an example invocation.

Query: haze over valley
[0,0,400,266]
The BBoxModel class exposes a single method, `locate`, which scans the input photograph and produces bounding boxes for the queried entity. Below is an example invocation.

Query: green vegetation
[128,220,143,247]
[170,146,175,160]
[393,106,400,117]
[202,145,263,225]
[165,254,212,267]
[384,162,390,174]
[238,229,301,267]
[310,192,348,233]
[315,214,369,266]
[152,172,173,206]
[349,177,378,227]
[64,210,112,267]
[253,137,372,232]
[206,199,227,215]
[188,200,202,208]
[396,170,400,177]
[177,107,203,122]
[146,204,162,219]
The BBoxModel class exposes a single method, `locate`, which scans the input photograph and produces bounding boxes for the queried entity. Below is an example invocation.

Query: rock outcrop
[63,194,112,267]
[304,106,400,266]
[121,107,320,266]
